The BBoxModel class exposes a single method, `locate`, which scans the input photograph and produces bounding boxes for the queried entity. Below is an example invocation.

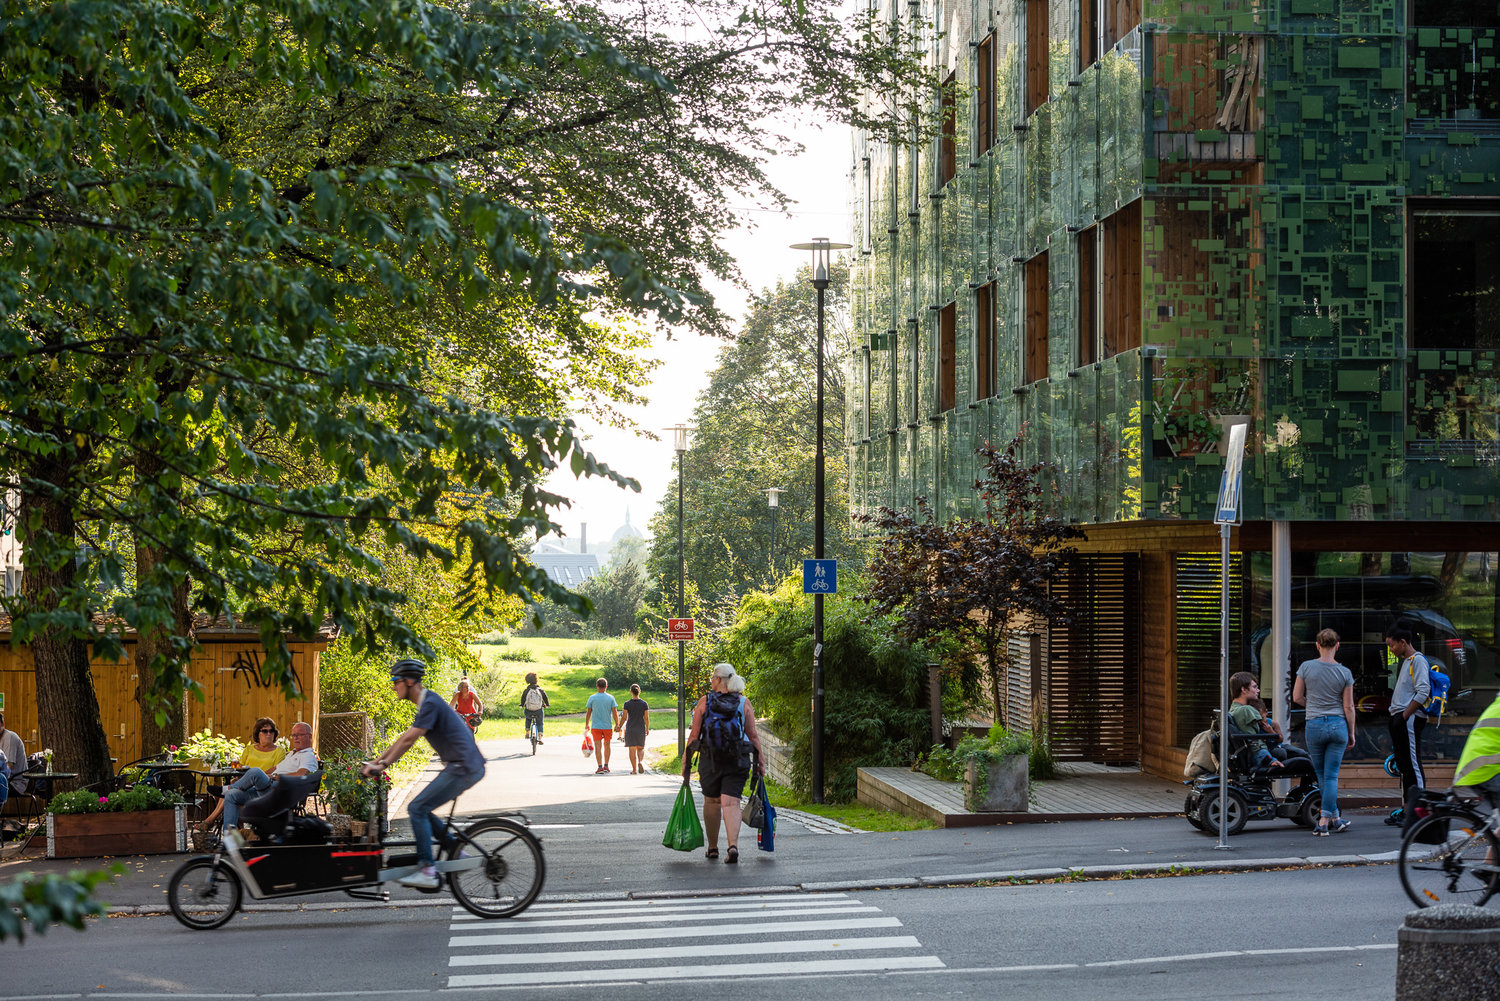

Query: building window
[938,71,957,187]
[1408,204,1500,444]
[977,32,996,152]
[1077,226,1098,366]
[1409,0,1500,121]
[938,302,957,413]
[1080,0,1098,71]
[1102,201,1141,358]
[1102,0,1141,53]
[1024,253,1049,384]
[1026,0,1049,117]
[975,282,995,399]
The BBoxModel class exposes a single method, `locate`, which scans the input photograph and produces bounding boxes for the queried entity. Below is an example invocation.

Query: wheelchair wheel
[447,817,545,919]
[167,857,242,930]
[1197,788,1247,836]
[1296,791,1322,829]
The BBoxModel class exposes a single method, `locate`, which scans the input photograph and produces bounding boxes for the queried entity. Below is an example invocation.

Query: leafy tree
[644,261,871,609]
[722,576,932,802]
[0,0,933,787]
[606,534,648,569]
[858,433,1086,727]
[583,561,648,637]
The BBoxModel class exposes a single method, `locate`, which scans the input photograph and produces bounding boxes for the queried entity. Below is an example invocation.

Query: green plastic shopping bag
[662,779,705,852]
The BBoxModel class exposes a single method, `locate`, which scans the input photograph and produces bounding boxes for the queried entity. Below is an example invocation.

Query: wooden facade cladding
[0,631,327,765]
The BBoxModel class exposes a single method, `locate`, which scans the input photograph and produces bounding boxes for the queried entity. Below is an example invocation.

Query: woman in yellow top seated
[198,718,286,832]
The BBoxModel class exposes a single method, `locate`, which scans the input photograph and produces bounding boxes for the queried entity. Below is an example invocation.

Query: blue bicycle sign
[803,559,837,594]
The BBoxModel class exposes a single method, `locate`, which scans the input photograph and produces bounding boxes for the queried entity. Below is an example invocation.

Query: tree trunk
[21,467,114,788]
[132,448,193,756]
[132,541,192,757]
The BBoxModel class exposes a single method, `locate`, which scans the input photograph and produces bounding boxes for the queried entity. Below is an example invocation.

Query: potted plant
[320,754,387,839]
[958,727,1031,813]
[170,729,242,771]
[46,786,186,859]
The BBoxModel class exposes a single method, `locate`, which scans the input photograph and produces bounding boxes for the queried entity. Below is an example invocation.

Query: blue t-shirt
[413,689,486,777]
[586,692,618,729]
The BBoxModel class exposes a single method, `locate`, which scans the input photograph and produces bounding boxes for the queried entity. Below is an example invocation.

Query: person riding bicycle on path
[1455,690,1500,815]
[450,678,483,719]
[520,672,549,744]
[363,659,486,889]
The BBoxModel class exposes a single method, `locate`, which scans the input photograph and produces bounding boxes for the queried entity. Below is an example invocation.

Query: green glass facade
[848,0,1500,525]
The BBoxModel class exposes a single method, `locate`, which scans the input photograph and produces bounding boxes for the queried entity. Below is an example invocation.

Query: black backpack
[702,692,747,760]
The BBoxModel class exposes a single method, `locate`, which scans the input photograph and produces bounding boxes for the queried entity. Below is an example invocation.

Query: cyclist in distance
[363,659,486,888]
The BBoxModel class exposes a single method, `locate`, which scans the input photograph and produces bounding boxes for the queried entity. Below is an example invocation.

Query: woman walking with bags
[683,663,762,863]
[1294,628,1357,836]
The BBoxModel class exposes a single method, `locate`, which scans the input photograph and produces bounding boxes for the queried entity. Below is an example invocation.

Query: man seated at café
[0,712,28,797]
[218,721,317,835]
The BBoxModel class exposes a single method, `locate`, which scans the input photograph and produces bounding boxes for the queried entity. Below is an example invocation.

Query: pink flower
[98,796,108,803]
[169,745,178,752]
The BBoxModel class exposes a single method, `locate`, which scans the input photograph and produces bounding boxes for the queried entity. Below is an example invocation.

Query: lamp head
[766,487,783,509]
[790,238,852,290]
[667,424,691,453]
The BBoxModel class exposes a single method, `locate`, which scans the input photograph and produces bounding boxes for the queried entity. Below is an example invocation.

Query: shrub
[556,644,675,689]
[490,646,535,663]
[721,577,932,803]
[465,664,520,717]
[473,632,511,645]
[321,752,392,817]
[49,785,183,815]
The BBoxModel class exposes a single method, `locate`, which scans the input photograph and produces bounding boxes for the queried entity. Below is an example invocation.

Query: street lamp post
[669,424,691,758]
[790,237,850,804]
[766,487,782,583]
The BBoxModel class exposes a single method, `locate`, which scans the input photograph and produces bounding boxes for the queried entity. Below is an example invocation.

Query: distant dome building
[609,509,645,547]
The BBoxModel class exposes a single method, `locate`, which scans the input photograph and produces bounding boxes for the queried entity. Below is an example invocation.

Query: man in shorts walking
[585,678,619,774]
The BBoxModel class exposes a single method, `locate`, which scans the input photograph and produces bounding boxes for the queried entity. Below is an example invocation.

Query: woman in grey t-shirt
[1293,628,1356,836]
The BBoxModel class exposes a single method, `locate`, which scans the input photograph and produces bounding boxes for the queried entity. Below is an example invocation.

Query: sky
[541,123,854,554]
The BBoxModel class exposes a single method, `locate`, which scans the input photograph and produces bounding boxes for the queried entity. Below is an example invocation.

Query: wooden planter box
[46,806,187,859]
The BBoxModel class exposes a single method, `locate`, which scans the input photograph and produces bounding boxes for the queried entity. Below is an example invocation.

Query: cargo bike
[165,771,544,930]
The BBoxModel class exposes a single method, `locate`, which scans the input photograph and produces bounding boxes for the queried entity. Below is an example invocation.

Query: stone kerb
[1395,903,1500,1001]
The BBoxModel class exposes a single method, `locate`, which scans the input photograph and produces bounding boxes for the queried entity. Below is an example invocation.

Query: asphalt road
[0,866,1407,999]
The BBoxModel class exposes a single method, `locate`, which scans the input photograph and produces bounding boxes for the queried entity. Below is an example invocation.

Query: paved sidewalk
[0,726,1412,913]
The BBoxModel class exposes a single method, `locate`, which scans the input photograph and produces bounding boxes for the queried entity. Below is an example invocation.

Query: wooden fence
[0,630,328,766]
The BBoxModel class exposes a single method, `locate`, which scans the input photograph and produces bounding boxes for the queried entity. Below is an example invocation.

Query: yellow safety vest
[1454,695,1500,788]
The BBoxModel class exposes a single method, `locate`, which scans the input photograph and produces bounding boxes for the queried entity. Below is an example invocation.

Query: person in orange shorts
[584,678,619,774]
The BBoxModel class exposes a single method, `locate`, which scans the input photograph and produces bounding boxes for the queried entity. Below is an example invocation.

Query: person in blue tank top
[363,659,486,888]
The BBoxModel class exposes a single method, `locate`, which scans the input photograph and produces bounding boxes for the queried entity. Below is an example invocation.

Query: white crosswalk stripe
[444,893,944,987]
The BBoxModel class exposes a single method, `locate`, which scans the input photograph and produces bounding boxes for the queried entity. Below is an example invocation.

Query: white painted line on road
[449,916,902,948]
[1086,943,1397,967]
[451,896,854,921]
[449,903,880,931]
[451,893,847,917]
[448,935,924,967]
[448,955,945,987]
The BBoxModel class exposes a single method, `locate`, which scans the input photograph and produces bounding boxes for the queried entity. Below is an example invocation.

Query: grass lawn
[646,746,937,833]
[467,636,675,720]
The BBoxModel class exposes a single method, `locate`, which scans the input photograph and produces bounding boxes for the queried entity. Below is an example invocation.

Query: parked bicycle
[167,786,544,930]
[1397,787,1500,908]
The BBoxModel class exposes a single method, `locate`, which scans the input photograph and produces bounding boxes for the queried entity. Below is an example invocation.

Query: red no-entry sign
[667,618,694,642]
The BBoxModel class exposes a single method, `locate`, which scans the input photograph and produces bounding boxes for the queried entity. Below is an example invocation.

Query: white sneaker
[398,866,440,889]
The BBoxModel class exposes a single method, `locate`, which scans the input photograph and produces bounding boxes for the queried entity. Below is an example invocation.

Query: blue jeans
[221,768,274,829]
[525,709,545,735]
[1305,716,1349,820]
[408,766,482,868]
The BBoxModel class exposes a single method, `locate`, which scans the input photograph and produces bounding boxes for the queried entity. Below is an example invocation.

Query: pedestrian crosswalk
[444,893,945,987]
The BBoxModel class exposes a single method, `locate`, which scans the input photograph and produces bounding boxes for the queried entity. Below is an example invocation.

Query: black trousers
[1388,712,1427,799]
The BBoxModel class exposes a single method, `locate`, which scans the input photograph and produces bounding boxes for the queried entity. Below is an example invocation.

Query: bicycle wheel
[167,857,243,930]
[530,724,538,756]
[1399,811,1500,908]
[447,817,545,919]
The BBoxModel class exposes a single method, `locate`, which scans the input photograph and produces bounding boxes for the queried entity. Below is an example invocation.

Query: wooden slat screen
[1173,552,1249,746]
[1049,553,1141,763]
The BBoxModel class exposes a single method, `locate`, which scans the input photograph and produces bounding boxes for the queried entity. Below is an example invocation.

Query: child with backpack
[682,662,763,864]
[520,673,550,745]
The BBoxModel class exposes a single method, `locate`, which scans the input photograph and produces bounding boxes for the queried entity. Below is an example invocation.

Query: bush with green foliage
[0,868,119,943]
[557,644,675,688]
[462,664,521,717]
[721,577,931,802]
[49,785,183,815]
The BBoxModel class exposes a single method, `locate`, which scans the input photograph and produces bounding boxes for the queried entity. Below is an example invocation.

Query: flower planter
[47,805,187,859]
[965,755,1028,813]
